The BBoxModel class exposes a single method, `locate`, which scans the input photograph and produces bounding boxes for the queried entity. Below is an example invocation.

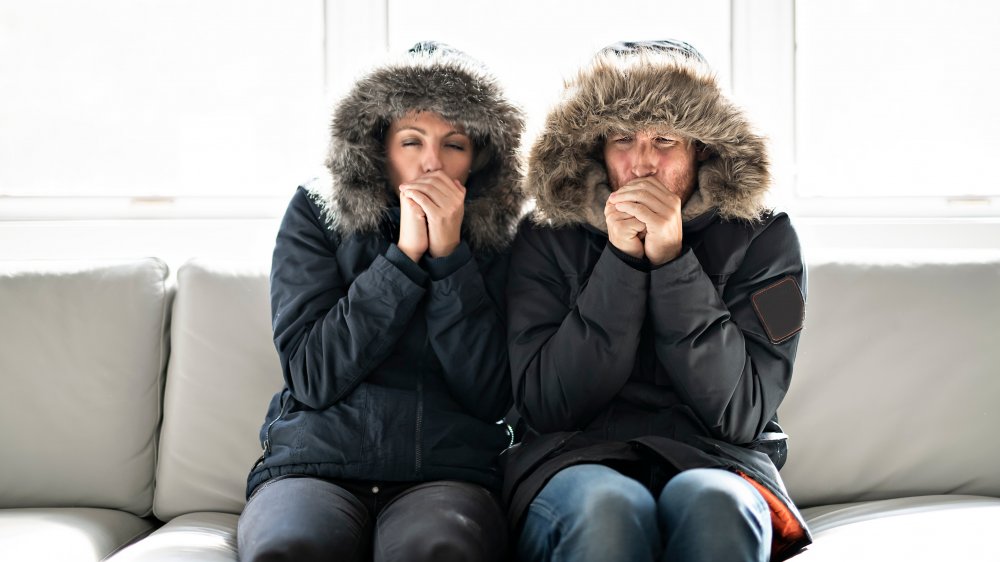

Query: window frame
[2,0,998,235]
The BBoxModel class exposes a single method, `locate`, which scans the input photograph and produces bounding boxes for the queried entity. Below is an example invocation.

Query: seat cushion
[0,259,170,516]
[779,258,1000,507]
[153,260,282,520]
[105,512,238,561]
[795,495,1000,561]
[0,507,156,562]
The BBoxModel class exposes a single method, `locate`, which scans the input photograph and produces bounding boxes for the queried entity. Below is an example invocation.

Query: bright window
[2,0,998,226]
[794,0,1000,205]
[384,0,731,143]
[0,0,328,204]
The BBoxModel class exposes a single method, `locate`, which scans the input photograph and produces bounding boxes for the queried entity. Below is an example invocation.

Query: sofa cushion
[153,260,282,520]
[0,507,157,562]
[105,512,238,561]
[795,495,1000,561]
[0,259,169,516]
[779,258,1000,507]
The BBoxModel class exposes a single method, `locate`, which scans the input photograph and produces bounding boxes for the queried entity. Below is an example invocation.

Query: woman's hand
[400,170,466,258]
[397,191,429,262]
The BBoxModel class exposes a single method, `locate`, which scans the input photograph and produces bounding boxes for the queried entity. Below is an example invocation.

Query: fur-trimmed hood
[307,42,526,252]
[528,40,770,230]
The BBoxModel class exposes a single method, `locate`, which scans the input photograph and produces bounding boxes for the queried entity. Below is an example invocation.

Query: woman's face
[385,111,474,193]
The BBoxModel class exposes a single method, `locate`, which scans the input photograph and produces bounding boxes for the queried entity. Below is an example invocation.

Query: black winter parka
[247,44,526,497]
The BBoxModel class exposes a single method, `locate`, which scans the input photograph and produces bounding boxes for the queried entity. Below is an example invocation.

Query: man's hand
[608,176,683,266]
[605,197,647,259]
[400,170,466,258]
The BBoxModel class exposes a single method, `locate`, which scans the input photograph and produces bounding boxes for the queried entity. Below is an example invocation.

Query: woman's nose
[422,147,443,173]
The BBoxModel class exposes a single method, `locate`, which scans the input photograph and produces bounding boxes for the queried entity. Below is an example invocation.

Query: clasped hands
[397,170,466,262]
[605,176,683,266]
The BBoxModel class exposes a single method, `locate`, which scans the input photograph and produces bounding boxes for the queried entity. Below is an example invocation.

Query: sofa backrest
[779,257,1000,508]
[0,259,170,516]
[8,255,993,519]
[152,259,282,520]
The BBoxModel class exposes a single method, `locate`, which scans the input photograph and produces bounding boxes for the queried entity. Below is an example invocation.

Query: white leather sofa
[1,254,999,561]
[779,254,1000,560]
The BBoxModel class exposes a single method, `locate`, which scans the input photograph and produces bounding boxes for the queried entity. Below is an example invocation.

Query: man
[503,40,812,561]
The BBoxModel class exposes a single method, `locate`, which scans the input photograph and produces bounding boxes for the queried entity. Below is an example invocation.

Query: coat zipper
[415,374,424,476]
[263,390,290,454]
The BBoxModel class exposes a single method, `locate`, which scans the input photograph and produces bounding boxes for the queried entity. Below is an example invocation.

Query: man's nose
[422,147,443,173]
[631,142,657,177]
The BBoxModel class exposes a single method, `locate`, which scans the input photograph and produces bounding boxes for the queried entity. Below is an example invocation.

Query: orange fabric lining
[736,471,807,557]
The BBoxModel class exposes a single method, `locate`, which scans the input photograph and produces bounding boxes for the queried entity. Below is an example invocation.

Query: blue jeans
[516,465,771,562]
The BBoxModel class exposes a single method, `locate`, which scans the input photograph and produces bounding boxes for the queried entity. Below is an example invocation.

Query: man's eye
[614,136,633,144]
[655,137,677,146]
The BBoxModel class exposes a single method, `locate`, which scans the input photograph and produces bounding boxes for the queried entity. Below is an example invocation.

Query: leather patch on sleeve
[750,276,804,344]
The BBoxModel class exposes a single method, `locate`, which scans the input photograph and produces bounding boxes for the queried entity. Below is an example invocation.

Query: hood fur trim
[527,48,770,230]
[307,45,526,252]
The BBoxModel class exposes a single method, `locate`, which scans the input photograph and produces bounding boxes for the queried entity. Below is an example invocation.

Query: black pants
[237,476,508,562]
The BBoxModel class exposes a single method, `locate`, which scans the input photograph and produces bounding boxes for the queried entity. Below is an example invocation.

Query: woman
[238,42,525,562]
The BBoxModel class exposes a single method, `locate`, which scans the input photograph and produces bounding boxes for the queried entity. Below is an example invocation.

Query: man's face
[603,130,699,202]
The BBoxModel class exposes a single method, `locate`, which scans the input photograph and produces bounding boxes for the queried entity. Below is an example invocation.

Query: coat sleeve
[507,223,650,433]
[648,214,805,444]
[423,241,513,422]
[270,187,427,410]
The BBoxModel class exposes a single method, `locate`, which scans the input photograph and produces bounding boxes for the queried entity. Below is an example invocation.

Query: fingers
[608,182,674,213]
[614,195,683,267]
[397,195,428,262]
[604,211,646,230]
[609,182,682,230]
[605,197,643,219]
[605,198,646,237]
[401,188,434,214]
[400,171,466,210]
[611,217,646,238]
[621,175,670,195]
[611,201,662,225]
[605,212,647,259]
[606,203,646,238]
[401,193,425,215]
[401,171,464,258]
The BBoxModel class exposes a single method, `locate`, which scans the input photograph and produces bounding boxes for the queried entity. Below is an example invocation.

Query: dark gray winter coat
[502,42,812,560]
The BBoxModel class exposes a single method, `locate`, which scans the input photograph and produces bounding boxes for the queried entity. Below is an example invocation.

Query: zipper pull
[251,454,265,470]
